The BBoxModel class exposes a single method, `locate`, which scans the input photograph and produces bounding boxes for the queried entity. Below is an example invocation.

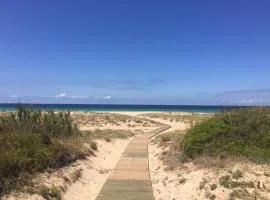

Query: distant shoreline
[0,103,259,113]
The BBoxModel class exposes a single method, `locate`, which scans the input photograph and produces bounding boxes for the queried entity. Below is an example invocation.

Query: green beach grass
[0,105,88,196]
[180,107,270,163]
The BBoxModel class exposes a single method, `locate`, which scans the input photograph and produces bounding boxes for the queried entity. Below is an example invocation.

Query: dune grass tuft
[39,185,61,200]
[0,105,89,196]
[180,107,270,163]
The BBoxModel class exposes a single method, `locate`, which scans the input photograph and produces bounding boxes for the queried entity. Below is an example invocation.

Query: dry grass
[72,112,158,128]
[155,131,185,170]
[192,156,245,169]
[140,112,213,124]
[219,174,255,189]
[210,184,218,191]
[179,178,187,184]
[232,169,244,180]
[70,168,83,183]
[83,129,135,140]
[90,141,98,151]
[39,185,61,200]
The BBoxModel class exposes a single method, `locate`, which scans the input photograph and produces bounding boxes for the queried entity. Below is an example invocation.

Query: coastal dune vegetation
[0,105,147,199]
[150,107,270,199]
[180,107,270,163]
[0,105,92,196]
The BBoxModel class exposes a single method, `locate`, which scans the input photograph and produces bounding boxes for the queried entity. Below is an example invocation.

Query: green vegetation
[0,105,89,196]
[70,168,83,183]
[199,178,208,190]
[180,107,270,163]
[229,189,246,200]
[210,183,217,191]
[219,175,255,189]
[158,131,184,146]
[160,131,180,142]
[219,175,231,188]
[39,185,61,200]
[90,141,98,151]
[160,134,171,142]
[232,170,244,180]
[179,178,187,184]
[206,193,216,200]
[0,106,137,196]
[264,171,270,177]
[135,119,142,124]
[104,136,112,142]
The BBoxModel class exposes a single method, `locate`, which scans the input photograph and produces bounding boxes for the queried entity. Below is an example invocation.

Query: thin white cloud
[56,93,68,98]
[103,95,111,99]
[55,93,89,99]
[70,95,88,99]
[95,95,112,100]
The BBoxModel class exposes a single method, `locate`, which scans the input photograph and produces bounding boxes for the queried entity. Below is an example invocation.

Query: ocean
[0,103,250,113]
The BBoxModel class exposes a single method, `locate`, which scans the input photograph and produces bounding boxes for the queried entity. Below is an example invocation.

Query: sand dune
[4,111,270,200]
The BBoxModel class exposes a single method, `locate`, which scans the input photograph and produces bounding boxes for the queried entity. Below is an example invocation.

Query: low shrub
[232,170,244,180]
[39,185,61,200]
[0,105,84,196]
[180,107,270,163]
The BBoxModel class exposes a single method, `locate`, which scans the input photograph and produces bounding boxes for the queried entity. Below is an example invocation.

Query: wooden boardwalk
[96,125,170,200]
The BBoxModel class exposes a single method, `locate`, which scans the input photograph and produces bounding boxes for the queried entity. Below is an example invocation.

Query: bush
[39,185,61,200]
[219,175,231,188]
[90,141,98,151]
[232,170,244,180]
[70,168,83,183]
[179,178,187,184]
[0,105,83,196]
[210,184,217,190]
[105,137,112,142]
[0,105,80,138]
[160,135,171,142]
[180,107,270,163]
[219,175,255,189]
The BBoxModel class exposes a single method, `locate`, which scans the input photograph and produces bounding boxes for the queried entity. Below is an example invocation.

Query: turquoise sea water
[0,103,251,113]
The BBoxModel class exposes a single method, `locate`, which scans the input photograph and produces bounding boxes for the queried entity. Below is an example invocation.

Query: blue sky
[1,0,270,105]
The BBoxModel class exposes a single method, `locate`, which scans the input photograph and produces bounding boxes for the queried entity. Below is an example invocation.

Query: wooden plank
[96,180,155,200]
